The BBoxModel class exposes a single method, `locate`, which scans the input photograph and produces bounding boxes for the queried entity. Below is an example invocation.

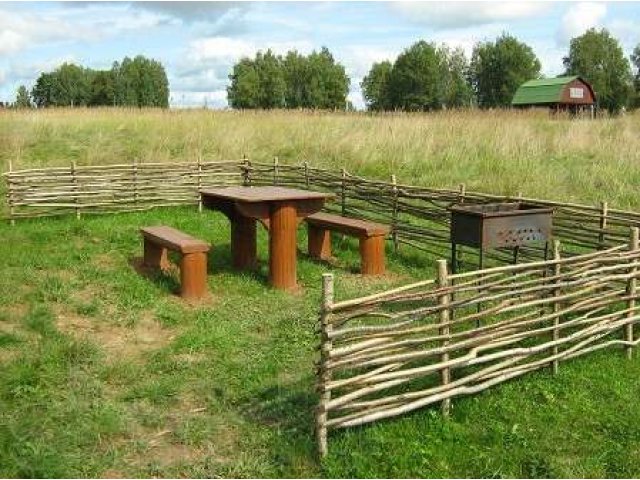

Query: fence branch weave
[316,232,640,456]
[3,160,243,219]
[6,160,640,264]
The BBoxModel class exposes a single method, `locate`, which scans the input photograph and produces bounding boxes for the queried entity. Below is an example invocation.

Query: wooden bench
[140,226,211,300]
[305,213,390,275]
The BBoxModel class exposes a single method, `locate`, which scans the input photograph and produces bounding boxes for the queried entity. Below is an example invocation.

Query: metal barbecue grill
[449,202,554,272]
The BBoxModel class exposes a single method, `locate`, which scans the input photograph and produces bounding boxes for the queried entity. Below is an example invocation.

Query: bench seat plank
[141,226,210,254]
[306,212,390,237]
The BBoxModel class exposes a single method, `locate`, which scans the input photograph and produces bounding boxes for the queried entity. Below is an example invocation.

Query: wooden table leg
[269,201,298,290]
[231,214,257,270]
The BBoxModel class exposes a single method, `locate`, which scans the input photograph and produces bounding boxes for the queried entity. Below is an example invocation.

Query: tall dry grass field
[1,107,640,208]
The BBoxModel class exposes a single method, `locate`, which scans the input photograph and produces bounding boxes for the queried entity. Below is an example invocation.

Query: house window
[569,87,584,99]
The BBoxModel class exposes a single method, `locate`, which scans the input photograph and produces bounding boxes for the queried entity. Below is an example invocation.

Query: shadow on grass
[209,242,271,286]
[128,256,181,295]
[238,378,320,463]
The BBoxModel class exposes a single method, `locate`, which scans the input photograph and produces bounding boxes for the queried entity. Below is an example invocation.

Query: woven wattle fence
[3,160,243,222]
[5,158,640,262]
[315,231,640,457]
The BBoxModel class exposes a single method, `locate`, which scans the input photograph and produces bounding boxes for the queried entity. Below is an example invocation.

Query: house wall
[559,79,596,105]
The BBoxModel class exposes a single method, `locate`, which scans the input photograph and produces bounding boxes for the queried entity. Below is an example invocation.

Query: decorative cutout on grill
[497,228,545,245]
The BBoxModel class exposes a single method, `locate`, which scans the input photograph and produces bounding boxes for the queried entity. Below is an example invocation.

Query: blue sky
[1,1,639,108]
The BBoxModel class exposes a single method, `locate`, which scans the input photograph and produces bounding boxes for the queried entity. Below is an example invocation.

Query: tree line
[364,28,639,114]
[12,55,169,109]
[228,28,640,114]
[8,28,640,113]
[227,47,351,110]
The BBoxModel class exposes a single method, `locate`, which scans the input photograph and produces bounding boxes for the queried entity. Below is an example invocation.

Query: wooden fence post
[551,240,561,374]
[132,159,139,206]
[316,273,334,458]
[8,159,15,226]
[458,183,466,203]
[626,227,639,360]
[340,168,347,217]
[304,161,310,188]
[273,156,279,186]
[242,155,251,186]
[71,161,81,220]
[437,259,451,417]
[197,157,203,213]
[599,201,608,248]
[391,174,399,253]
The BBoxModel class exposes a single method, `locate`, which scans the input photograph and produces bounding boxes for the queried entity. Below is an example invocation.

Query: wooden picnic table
[200,186,334,290]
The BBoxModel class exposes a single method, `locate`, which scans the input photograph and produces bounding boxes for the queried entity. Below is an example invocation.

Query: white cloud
[339,45,398,81]
[133,2,246,22]
[556,2,607,45]
[392,1,551,30]
[0,5,167,56]
[530,41,567,76]
[607,19,640,51]
[7,56,79,83]
[187,37,314,64]
[348,89,365,111]
[187,37,261,63]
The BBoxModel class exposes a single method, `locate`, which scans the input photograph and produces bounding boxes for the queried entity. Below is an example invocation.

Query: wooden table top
[200,186,334,203]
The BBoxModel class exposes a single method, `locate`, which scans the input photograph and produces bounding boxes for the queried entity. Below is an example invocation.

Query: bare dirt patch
[0,304,29,325]
[56,310,175,363]
[93,252,120,271]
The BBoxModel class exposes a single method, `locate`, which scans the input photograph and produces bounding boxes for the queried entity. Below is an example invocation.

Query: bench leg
[359,235,386,275]
[143,238,169,270]
[308,224,332,260]
[180,252,208,300]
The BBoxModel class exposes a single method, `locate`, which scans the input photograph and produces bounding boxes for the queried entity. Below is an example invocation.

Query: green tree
[30,57,168,108]
[307,47,350,110]
[31,64,90,107]
[255,50,286,108]
[283,51,309,108]
[55,63,91,107]
[629,44,640,108]
[227,58,261,109]
[361,61,392,111]
[31,72,56,107]
[386,41,442,111]
[437,45,473,108]
[563,28,632,113]
[89,70,115,106]
[14,85,32,109]
[228,47,349,110]
[113,56,169,108]
[470,33,541,108]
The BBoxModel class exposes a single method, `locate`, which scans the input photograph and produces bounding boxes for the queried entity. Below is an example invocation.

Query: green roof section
[511,76,579,105]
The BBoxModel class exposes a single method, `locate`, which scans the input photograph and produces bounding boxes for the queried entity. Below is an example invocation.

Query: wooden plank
[306,212,390,237]
[200,186,333,203]
[140,226,210,253]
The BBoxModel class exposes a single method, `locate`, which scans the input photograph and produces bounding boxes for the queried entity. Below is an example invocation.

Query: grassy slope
[2,109,640,477]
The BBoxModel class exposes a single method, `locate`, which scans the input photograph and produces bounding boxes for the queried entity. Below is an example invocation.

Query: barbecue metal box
[450,202,554,250]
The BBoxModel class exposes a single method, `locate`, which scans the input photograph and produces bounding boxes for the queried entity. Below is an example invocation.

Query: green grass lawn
[2,206,640,477]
